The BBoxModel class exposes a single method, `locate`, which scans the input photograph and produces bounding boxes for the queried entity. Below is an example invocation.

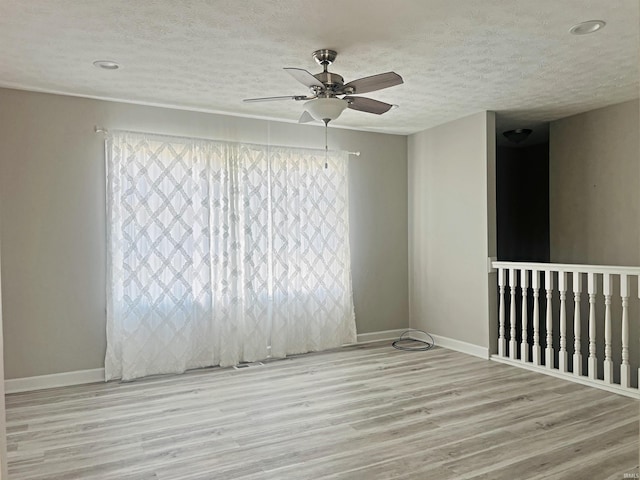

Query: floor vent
[233,362,264,370]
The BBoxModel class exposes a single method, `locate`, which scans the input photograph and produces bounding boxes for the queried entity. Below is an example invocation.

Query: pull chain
[324,119,329,169]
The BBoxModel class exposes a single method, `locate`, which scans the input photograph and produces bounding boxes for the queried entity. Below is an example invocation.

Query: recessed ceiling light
[93,60,120,70]
[569,20,606,35]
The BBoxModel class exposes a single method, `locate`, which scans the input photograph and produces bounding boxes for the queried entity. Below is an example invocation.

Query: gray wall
[408,111,496,351]
[549,99,640,385]
[0,219,7,477]
[0,88,409,379]
[550,99,640,266]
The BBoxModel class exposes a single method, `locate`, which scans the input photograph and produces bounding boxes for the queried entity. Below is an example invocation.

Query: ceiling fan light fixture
[304,97,348,122]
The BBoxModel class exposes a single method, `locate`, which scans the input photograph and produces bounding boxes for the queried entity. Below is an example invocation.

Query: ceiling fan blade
[284,68,325,88]
[343,72,403,95]
[243,95,313,103]
[344,96,394,115]
[298,111,316,124]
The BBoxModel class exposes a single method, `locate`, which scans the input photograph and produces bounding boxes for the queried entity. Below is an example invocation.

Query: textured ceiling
[0,0,637,135]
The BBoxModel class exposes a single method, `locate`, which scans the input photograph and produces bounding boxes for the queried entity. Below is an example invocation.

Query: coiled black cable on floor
[392,329,435,352]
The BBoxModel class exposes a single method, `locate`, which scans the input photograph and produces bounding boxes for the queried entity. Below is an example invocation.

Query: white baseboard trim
[356,329,489,360]
[5,331,485,393]
[427,334,490,360]
[491,355,639,400]
[356,328,408,344]
[5,368,105,394]
[5,332,407,393]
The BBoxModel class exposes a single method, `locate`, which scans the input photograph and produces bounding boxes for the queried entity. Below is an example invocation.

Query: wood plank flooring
[5,342,639,479]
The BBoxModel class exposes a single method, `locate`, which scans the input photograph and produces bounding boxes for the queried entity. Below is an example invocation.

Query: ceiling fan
[243,49,403,125]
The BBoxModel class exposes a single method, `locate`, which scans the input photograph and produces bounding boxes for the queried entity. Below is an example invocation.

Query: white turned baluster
[498,268,506,357]
[520,269,529,363]
[572,272,583,376]
[620,274,630,388]
[558,272,568,372]
[602,274,613,384]
[532,270,541,365]
[492,262,640,394]
[509,269,517,359]
[545,271,554,369]
[587,273,598,380]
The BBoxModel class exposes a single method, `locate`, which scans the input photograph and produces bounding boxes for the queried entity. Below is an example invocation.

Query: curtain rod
[94,126,361,156]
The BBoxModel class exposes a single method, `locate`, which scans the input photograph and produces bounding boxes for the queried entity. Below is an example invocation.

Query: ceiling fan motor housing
[313,72,344,93]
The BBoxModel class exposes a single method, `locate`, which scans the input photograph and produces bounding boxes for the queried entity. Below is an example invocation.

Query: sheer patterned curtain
[105,132,356,381]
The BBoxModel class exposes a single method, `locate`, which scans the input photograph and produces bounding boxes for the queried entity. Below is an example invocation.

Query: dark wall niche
[496,143,550,262]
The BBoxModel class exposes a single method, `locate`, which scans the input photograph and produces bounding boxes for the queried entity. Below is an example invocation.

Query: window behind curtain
[105,131,356,381]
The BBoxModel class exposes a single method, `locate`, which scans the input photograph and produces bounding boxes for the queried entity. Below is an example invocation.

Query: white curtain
[105,132,356,381]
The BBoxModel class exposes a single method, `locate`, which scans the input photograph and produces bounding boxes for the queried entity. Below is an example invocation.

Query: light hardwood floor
[5,342,640,479]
